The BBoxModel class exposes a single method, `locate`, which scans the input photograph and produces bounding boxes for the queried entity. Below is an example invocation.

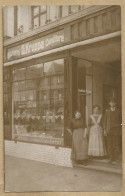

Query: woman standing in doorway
[88,105,106,158]
[67,111,88,165]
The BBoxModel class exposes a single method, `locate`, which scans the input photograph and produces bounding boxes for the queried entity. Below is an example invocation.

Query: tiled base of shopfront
[5,140,122,175]
[5,140,72,167]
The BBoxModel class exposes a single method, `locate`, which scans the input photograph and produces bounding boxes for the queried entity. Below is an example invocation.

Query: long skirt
[88,125,107,156]
[71,128,88,161]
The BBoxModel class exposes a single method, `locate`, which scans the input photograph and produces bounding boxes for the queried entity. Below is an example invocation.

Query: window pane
[4,69,10,81]
[13,81,26,92]
[40,6,46,13]
[26,79,37,90]
[49,6,58,21]
[13,68,25,81]
[33,17,39,28]
[12,59,64,146]
[33,7,39,16]
[79,5,84,10]
[26,64,43,78]
[70,5,79,13]
[4,82,10,94]
[44,59,64,75]
[39,59,64,138]
[62,6,69,17]
[40,14,46,26]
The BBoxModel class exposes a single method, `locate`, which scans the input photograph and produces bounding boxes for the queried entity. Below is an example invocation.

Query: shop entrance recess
[71,57,93,128]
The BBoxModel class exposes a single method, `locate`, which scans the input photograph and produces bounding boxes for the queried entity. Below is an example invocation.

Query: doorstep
[73,159,122,175]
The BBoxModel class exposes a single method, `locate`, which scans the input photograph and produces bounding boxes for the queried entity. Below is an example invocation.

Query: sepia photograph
[3,4,122,192]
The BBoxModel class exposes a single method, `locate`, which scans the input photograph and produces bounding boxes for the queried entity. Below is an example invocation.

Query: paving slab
[4,155,122,192]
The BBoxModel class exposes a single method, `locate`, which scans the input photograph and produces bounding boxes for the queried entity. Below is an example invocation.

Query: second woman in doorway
[88,105,107,158]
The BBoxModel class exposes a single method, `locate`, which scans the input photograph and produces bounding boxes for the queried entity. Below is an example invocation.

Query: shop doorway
[71,57,93,127]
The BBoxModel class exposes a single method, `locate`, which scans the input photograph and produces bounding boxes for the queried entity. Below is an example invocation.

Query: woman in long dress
[88,105,107,158]
[67,111,88,165]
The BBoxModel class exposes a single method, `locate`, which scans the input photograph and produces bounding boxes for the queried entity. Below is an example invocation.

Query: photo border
[0,0,124,195]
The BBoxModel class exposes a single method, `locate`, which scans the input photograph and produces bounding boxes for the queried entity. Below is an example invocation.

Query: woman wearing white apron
[88,105,107,158]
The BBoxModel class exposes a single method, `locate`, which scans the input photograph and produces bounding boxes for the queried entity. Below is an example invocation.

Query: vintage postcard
[0,0,124,195]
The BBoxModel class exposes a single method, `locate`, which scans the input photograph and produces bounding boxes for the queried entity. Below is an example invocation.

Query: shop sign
[7,30,65,60]
[78,89,92,95]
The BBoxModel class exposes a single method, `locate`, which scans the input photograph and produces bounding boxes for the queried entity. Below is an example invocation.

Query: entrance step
[73,159,122,175]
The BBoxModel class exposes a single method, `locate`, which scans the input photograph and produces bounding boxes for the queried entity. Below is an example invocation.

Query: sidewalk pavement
[5,155,122,192]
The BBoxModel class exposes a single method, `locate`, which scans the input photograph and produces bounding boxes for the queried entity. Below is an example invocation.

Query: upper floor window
[59,5,84,18]
[3,5,90,38]
[32,6,47,29]
[69,5,84,14]
[31,5,86,29]
[59,6,69,18]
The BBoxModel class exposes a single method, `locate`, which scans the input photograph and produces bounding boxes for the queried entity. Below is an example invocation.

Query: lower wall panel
[5,140,73,167]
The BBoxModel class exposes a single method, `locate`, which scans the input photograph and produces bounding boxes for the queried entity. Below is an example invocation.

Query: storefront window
[26,64,43,78]
[13,67,25,81]
[4,69,12,139]
[12,59,64,145]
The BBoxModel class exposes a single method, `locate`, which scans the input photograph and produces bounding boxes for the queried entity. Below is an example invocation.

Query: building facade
[3,5,121,166]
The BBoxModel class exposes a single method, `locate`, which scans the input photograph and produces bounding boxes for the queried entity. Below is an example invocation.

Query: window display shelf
[15,134,64,146]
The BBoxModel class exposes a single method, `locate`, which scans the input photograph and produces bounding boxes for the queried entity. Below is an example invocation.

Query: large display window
[12,59,65,145]
[4,69,12,139]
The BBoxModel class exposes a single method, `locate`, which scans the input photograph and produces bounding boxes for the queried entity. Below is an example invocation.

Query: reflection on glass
[13,68,25,81]
[26,64,43,78]
[4,70,10,81]
[12,59,64,144]
[44,59,64,74]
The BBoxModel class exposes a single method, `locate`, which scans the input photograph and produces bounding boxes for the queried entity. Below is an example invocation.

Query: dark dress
[70,118,88,161]
[103,108,121,161]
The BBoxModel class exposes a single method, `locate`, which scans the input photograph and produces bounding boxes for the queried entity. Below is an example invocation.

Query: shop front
[4,47,121,149]
[4,54,94,147]
[4,6,122,167]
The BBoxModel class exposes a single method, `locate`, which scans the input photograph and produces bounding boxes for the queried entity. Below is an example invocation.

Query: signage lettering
[78,89,92,94]
[7,30,65,60]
